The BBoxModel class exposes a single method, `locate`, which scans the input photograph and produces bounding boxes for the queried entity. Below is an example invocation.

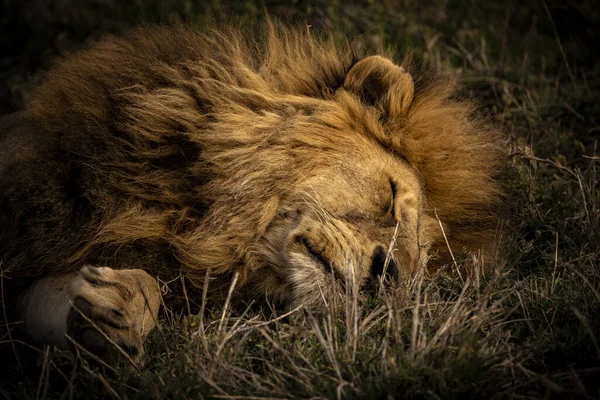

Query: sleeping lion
[0,23,501,363]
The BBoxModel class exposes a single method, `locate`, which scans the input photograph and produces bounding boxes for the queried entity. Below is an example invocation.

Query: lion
[0,23,502,363]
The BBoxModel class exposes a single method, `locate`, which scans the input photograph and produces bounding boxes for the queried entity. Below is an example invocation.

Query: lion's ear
[343,55,414,116]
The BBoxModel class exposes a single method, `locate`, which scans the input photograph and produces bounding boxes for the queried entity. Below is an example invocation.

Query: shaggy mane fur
[0,22,502,291]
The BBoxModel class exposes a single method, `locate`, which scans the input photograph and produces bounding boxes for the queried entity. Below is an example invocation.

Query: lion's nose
[370,245,398,281]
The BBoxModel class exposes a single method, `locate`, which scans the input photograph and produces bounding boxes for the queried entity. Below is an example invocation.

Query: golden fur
[0,23,502,354]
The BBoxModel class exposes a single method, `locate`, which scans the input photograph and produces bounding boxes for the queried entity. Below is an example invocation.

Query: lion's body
[0,23,502,360]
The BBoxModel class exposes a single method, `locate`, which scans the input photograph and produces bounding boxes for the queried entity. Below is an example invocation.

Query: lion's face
[254,135,439,311]
[234,53,447,310]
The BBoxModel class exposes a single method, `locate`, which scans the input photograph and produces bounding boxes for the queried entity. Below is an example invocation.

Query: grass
[1,0,599,398]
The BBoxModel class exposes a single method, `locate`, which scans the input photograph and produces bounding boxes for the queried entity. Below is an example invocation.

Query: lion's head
[23,24,502,312]
[204,54,502,311]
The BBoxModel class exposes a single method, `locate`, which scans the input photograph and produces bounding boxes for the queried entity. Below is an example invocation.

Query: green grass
[1,1,599,398]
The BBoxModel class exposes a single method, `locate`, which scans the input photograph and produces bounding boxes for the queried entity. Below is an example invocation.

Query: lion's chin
[280,252,352,315]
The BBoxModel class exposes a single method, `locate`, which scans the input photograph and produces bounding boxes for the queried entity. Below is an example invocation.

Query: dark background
[1,0,598,113]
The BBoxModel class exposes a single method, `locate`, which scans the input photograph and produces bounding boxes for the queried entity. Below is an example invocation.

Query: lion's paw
[67,266,161,365]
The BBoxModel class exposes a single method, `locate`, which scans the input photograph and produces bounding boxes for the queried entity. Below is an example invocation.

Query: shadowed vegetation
[1,0,599,398]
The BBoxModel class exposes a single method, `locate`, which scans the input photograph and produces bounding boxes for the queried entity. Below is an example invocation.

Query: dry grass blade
[0,265,20,369]
[551,232,559,294]
[409,270,423,363]
[433,209,463,281]
[137,280,171,366]
[246,304,304,329]
[215,301,255,356]
[180,270,191,315]
[218,272,240,334]
[198,267,212,337]
[34,346,50,400]
[381,222,400,288]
